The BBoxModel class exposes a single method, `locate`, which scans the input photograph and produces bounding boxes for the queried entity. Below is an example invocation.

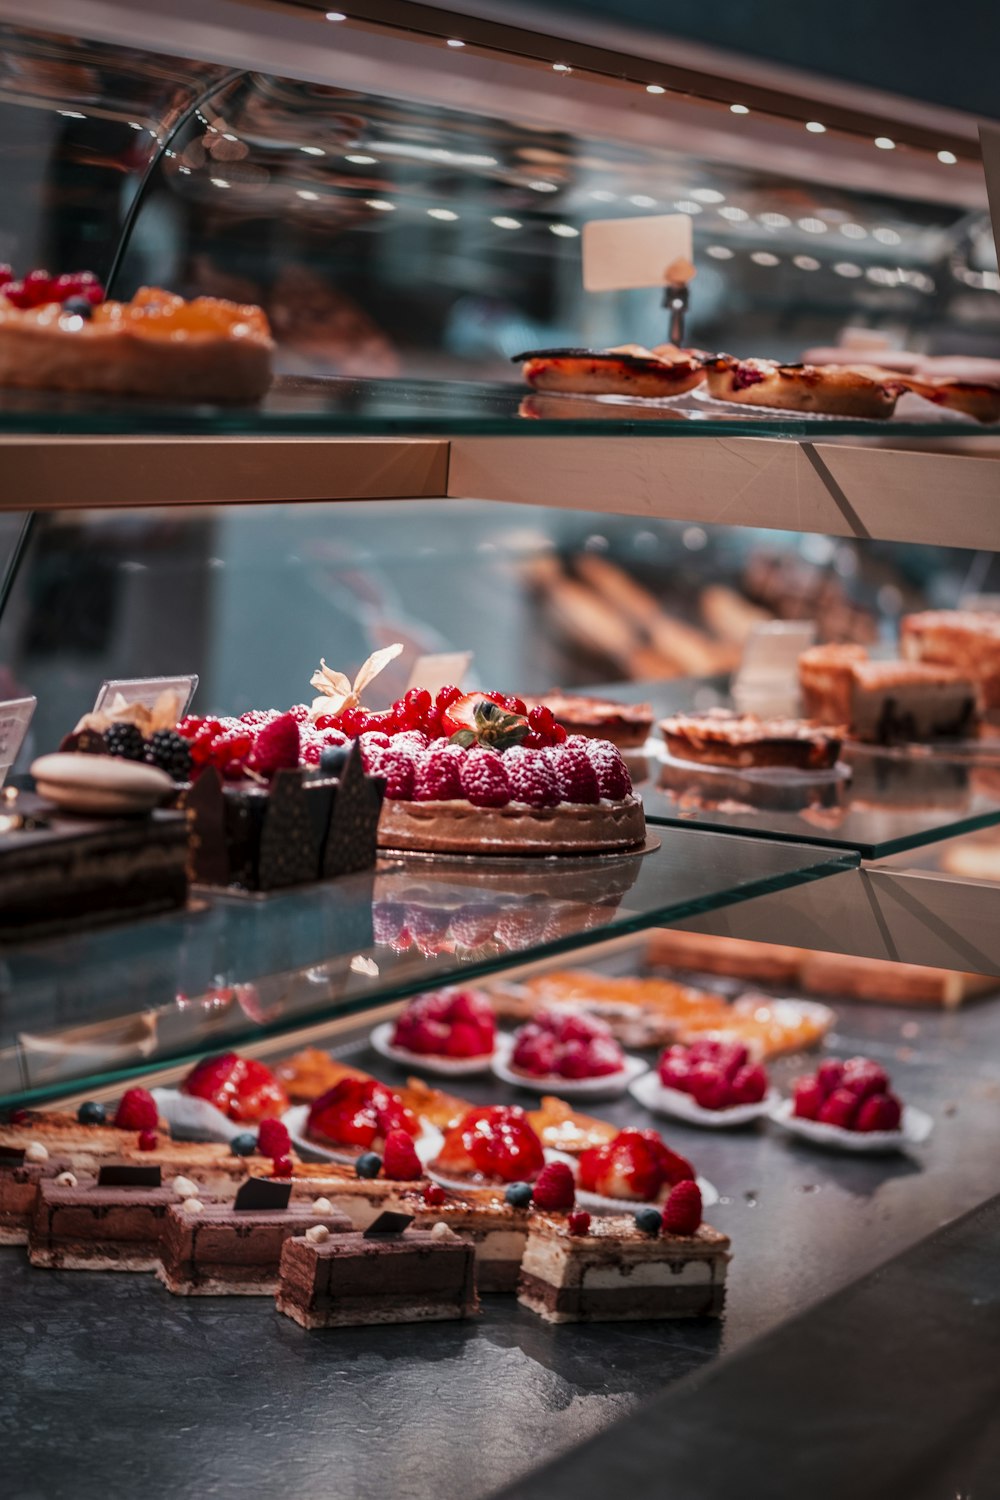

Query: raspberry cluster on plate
[792,1056,902,1132]
[658,1040,769,1110]
[389,990,497,1062]
[509,1010,626,1081]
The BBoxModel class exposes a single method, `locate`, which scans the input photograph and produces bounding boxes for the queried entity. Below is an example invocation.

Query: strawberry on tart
[427,1104,546,1190]
[302,1077,424,1165]
[575,1127,696,1209]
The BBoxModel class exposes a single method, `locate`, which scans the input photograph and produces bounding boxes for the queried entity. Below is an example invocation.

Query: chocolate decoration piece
[234,1178,293,1212]
[181,766,231,886]
[364,1210,415,1238]
[98,1163,162,1188]
[0,1145,26,1165]
[323,743,385,878]
[258,770,322,890]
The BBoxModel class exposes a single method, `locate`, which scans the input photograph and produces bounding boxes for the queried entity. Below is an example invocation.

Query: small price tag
[406,653,472,697]
[732,622,816,717]
[0,696,36,786]
[582,214,694,293]
[94,675,198,720]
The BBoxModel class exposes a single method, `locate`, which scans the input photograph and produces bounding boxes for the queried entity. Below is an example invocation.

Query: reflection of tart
[517,344,705,399]
[704,356,901,418]
[901,610,1000,711]
[429,1105,545,1187]
[0,285,273,401]
[660,709,842,771]
[657,751,846,816]
[523,692,653,750]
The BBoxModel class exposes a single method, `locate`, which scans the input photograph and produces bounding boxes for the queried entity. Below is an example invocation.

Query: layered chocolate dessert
[0,1146,82,1245]
[901,610,1000,711]
[518,1213,730,1322]
[158,1186,352,1295]
[276,1218,479,1328]
[848,661,978,742]
[660,709,842,771]
[29,1166,176,1271]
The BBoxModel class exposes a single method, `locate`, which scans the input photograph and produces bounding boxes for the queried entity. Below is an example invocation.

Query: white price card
[732,622,816,717]
[582,214,694,293]
[94,675,199,720]
[0,696,36,785]
[406,653,472,697]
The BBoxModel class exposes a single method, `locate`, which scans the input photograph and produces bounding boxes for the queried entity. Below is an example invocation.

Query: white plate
[283,1104,443,1167]
[490,1034,647,1099]
[152,1088,246,1144]
[629,1069,778,1128]
[768,1096,933,1154]
[369,1020,496,1077]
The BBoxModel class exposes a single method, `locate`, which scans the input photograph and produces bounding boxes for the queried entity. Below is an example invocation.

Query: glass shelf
[615,678,1000,859]
[0,831,853,1107]
[0,376,994,441]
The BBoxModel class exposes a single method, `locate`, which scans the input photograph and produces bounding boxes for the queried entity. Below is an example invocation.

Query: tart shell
[378,795,646,856]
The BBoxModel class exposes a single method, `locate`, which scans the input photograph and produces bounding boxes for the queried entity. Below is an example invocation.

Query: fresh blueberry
[505,1182,534,1208]
[634,1208,662,1236]
[230,1131,258,1157]
[355,1152,383,1179]
[62,295,93,320]
[77,1100,106,1126]
[319,744,350,775]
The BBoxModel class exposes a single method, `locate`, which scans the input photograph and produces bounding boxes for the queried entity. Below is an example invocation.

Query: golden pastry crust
[378,795,646,856]
[0,286,273,401]
[660,710,843,771]
[519,344,705,399]
[704,357,901,418]
[900,376,1000,424]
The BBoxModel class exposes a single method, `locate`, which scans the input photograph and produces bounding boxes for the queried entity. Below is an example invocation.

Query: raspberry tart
[0,274,272,401]
[522,691,654,750]
[576,1128,696,1209]
[516,343,706,399]
[630,1040,775,1128]
[371,990,497,1075]
[180,1053,289,1125]
[298,1077,427,1165]
[704,356,902,418]
[427,1105,546,1189]
[493,1010,645,1099]
[772,1055,932,1152]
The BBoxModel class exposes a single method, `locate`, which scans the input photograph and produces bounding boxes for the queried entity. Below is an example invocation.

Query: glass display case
[2,9,1000,1498]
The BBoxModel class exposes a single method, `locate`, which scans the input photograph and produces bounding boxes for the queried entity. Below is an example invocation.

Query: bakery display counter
[0,831,853,1109]
[3,948,1000,1500]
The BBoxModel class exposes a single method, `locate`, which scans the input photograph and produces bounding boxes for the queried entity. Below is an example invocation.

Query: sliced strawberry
[433,1105,544,1183]
[181,1053,289,1123]
[306,1077,417,1150]
[439,691,511,737]
[578,1128,666,1202]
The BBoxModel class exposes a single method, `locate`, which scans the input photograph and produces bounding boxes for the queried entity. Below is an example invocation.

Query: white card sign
[406,653,472,697]
[0,696,36,785]
[94,675,199,719]
[582,214,694,293]
[732,622,816,718]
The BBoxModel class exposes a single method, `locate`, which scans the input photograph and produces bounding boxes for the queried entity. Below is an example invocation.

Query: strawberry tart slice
[427,1104,546,1189]
[494,1010,645,1098]
[300,1077,425,1165]
[576,1128,697,1210]
[372,990,497,1075]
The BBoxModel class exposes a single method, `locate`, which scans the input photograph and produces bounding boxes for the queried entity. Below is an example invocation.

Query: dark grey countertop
[3,987,1000,1499]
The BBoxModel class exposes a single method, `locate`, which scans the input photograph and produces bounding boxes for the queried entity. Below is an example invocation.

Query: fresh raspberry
[817,1086,860,1130]
[815,1059,845,1097]
[567,1210,591,1236]
[512,1025,559,1077]
[138,1129,158,1152]
[114,1088,158,1130]
[662,1179,702,1236]
[271,1155,293,1178]
[658,1045,693,1092]
[240,709,279,727]
[731,1063,768,1105]
[412,744,463,801]
[380,746,416,800]
[424,1184,447,1207]
[248,711,300,778]
[503,745,561,807]
[841,1058,890,1101]
[286,704,310,723]
[688,1063,733,1111]
[391,729,430,752]
[856,1092,902,1132]
[547,742,600,804]
[459,748,511,807]
[257,1118,291,1160]
[531,1161,576,1212]
[583,739,633,799]
[792,1077,824,1120]
[434,1105,544,1183]
[359,731,391,754]
[383,1129,424,1181]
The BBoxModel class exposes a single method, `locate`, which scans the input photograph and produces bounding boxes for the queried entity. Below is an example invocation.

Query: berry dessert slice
[179,1052,290,1124]
[495,1010,644,1099]
[703,356,902,418]
[427,1105,546,1189]
[0,280,273,401]
[522,692,654,750]
[630,1039,775,1128]
[371,989,497,1075]
[773,1055,931,1152]
[516,343,706,399]
[300,1077,428,1165]
[576,1128,696,1209]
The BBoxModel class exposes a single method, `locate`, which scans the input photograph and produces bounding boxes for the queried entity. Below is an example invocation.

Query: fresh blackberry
[145,729,193,781]
[104,722,145,762]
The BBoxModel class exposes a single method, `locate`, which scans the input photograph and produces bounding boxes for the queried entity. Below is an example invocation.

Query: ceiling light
[552,63,572,73]
[345,154,376,165]
[646,84,665,95]
[805,121,826,133]
[296,189,319,200]
[674,200,703,214]
[873,227,901,246]
[301,146,325,156]
[128,121,143,130]
[628,194,657,208]
[874,136,895,150]
[210,177,230,188]
[549,223,580,237]
[528,180,558,193]
[365,199,394,210]
[759,212,790,228]
[706,245,734,259]
[751,251,779,266]
[719,206,749,222]
[833,261,863,277]
[491,216,521,229]
[325,11,346,20]
[798,217,827,233]
[730,104,749,115]
[937,149,957,164]
[427,207,458,220]
[57,109,86,119]
[793,255,820,270]
[691,188,724,203]
[589,190,616,202]
[840,222,867,239]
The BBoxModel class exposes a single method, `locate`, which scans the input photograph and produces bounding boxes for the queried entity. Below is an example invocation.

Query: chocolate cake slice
[276,1219,478,1329]
[29,1166,175,1271]
[518,1213,730,1322]
[158,1184,352,1295]
[0,1146,82,1245]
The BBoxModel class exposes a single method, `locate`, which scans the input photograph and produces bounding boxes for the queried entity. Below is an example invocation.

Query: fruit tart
[303,1077,422,1163]
[516,343,706,399]
[772,1055,931,1153]
[179,1052,289,1124]
[427,1104,546,1188]
[495,1010,644,1098]
[630,1039,774,1127]
[372,989,497,1075]
[0,273,273,402]
[576,1127,696,1207]
[703,356,902,418]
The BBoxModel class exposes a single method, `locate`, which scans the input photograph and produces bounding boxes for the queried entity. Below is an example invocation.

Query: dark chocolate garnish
[323,742,384,878]
[234,1177,292,1212]
[0,1145,26,1165]
[363,1210,414,1238]
[258,769,321,889]
[97,1163,162,1188]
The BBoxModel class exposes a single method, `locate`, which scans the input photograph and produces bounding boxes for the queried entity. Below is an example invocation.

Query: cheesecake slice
[849,660,978,742]
[276,1221,479,1328]
[518,1212,730,1322]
